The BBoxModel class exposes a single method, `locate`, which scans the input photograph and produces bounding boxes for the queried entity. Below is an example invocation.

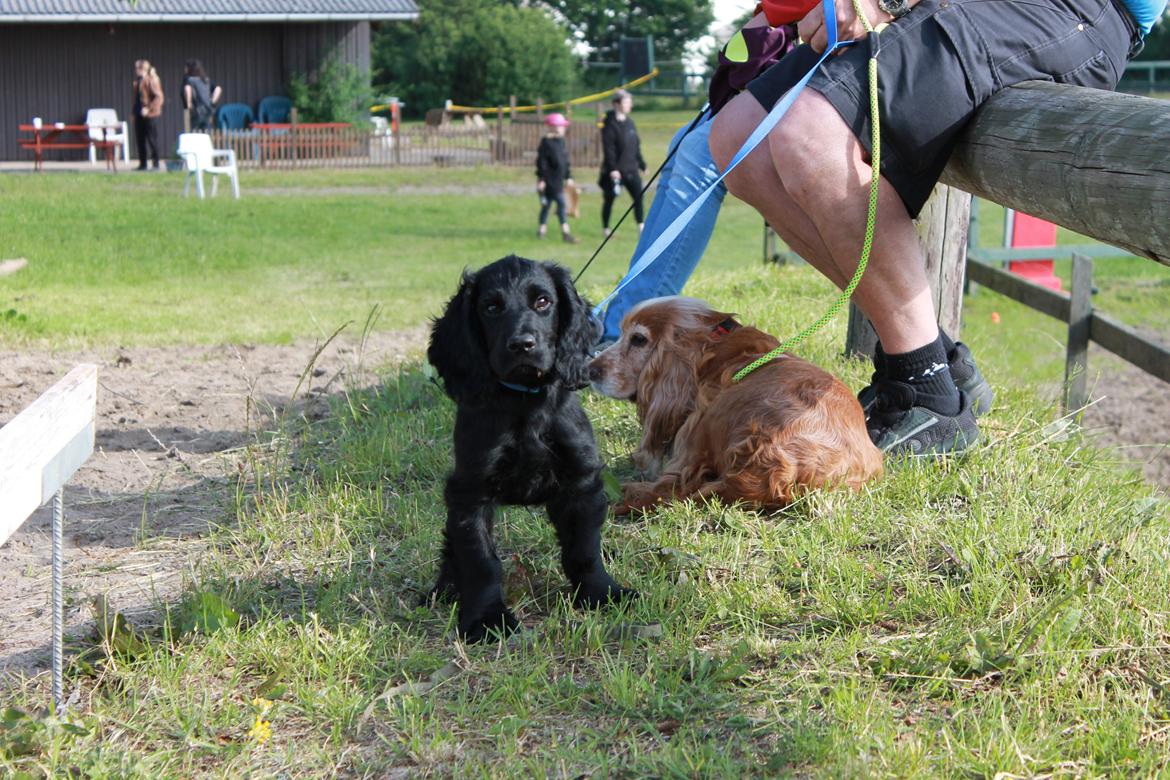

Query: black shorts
[746,0,1137,217]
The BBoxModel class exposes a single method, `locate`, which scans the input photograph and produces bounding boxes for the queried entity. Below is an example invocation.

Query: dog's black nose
[508,334,537,353]
[588,364,602,382]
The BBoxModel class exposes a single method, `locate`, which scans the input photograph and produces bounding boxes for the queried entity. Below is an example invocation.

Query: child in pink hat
[535,112,578,243]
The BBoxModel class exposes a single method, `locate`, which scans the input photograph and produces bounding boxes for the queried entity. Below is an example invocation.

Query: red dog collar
[710,317,741,339]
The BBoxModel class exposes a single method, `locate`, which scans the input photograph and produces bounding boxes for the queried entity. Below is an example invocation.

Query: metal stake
[52,487,64,711]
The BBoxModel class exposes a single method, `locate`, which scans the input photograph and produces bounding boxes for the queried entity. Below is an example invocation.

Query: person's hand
[609,170,621,181]
[799,0,895,52]
[566,178,574,185]
[537,180,546,192]
[140,108,149,117]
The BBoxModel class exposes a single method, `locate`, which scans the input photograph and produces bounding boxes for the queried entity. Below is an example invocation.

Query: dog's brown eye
[533,296,552,312]
[629,333,648,347]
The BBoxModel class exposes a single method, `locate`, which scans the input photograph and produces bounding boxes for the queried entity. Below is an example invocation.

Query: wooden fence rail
[205,117,601,171]
[965,255,1170,414]
[941,81,1170,267]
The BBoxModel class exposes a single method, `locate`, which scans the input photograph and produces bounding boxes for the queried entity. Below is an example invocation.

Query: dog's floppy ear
[428,270,492,403]
[545,262,597,390]
[636,337,698,460]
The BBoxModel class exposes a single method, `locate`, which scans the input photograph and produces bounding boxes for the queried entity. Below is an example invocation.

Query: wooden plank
[969,257,1170,387]
[1090,311,1170,385]
[916,183,971,339]
[1064,253,1093,414]
[844,183,970,357]
[964,260,1071,322]
[943,81,1170,267]
[0,364,97,548]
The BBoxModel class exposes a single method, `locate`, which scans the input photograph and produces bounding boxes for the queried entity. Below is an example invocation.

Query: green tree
[373,0,576,116]
[542,0,714,63]
[287,58,373,124]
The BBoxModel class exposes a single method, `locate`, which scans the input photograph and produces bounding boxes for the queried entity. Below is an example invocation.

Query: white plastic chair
[177,133,240,200]
[86,108,130,164]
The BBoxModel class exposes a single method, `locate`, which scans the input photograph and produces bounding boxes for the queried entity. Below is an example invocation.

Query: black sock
[872,343,888,379]
[938,328,956,358]
[877,329,957,372]
[884,335,961,415]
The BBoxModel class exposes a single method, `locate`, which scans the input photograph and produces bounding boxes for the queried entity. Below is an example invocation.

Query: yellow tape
[446,69,660,114]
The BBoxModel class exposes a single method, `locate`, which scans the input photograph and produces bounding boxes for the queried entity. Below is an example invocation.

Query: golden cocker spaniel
[589,297,883,513]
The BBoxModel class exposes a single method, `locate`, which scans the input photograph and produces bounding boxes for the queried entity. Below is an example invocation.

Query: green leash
[732,5,884,383]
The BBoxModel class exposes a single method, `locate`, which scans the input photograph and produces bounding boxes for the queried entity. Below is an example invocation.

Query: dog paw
[614,482,663,515]
[574,578,638,609]
[458,606,520,643]
[421,577,458,606]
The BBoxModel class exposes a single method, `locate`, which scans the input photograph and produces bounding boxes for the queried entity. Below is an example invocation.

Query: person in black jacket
[536,113,579,244]
[598,89,646,236]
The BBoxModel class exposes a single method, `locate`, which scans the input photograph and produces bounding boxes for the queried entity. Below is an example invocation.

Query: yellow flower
[248,714,273,745]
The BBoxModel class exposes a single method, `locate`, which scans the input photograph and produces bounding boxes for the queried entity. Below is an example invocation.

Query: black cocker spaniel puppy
[427,255,635,642]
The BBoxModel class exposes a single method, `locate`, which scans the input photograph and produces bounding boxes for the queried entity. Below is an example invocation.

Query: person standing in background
[182,59,222,132]
[598,89,646,237]
[536,113,580,244]
[133,59,164,170]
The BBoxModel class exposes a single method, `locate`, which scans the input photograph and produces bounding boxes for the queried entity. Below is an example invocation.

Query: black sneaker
[858,342,994,418]
[946,342,994,416]
[867,380,980,457]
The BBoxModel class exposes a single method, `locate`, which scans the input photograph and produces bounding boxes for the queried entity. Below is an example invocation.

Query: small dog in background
[589,297,883,513]
[427,255,635,642]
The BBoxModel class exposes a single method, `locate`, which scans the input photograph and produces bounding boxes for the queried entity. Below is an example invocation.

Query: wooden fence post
[391,98,401,166]
[509,95,517,122]
[495,106,504,163]
[844,182,972,359]
[536,98,544,122]
[1064,252,1093,416]
[290,107,299,167]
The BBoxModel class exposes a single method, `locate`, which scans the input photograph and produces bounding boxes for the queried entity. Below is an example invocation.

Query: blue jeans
[600,113,726,343]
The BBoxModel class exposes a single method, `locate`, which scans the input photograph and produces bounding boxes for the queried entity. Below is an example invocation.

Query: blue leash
[592,0,856,319]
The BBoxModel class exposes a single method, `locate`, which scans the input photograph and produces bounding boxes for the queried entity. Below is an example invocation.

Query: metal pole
[1002,207,1016,269]
[52,487,64,711]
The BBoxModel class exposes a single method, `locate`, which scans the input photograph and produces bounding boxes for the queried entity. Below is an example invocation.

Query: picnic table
[18,124,120,172]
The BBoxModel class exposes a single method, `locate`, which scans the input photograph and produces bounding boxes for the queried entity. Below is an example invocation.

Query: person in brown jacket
[133,59,164,170]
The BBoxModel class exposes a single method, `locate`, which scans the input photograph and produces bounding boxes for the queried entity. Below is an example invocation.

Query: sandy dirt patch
[1078,345,1170,489]
[0,329,425,678]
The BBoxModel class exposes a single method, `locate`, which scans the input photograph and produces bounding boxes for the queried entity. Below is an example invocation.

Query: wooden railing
[205,117,601,171]
[966,254,1170,414]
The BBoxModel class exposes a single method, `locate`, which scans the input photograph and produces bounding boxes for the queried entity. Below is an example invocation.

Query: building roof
[0,0,418,22]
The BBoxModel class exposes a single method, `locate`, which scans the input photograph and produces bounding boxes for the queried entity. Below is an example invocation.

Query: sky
[713,0,756,31]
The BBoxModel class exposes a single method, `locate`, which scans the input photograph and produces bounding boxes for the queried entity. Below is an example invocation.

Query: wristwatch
[877,0,912,18]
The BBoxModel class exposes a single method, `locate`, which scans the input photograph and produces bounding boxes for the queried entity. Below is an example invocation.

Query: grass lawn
[2,116,1169,776]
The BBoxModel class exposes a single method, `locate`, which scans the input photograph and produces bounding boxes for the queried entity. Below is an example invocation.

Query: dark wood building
[0,0,418,162]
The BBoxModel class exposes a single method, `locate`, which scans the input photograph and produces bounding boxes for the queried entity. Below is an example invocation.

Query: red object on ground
[1009,212,1062,291]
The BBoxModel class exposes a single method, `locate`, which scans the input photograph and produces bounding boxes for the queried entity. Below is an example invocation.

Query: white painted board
[0,364,97,548]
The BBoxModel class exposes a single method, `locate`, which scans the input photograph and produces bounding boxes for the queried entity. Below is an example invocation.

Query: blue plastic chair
[257,96,292,125]
[216,103,254,131]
